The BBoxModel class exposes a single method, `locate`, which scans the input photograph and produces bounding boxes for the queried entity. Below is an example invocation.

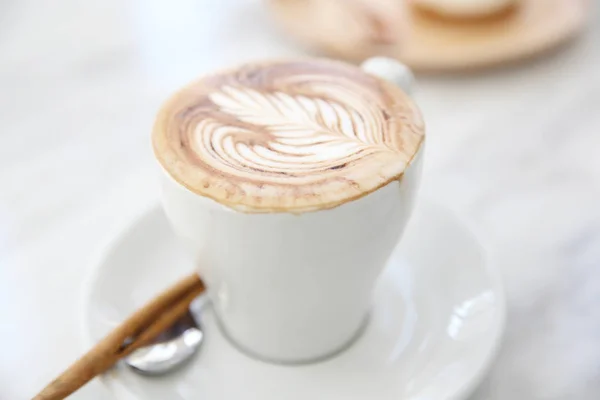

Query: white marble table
[1,1,599,399]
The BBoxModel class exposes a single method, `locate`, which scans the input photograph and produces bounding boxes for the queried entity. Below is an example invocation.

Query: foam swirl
[153,59,424,212]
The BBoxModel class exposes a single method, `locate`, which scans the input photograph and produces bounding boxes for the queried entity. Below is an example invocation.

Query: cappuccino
[155,57,425,362]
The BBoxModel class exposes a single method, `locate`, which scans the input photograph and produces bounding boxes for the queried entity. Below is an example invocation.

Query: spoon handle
[32,273,205,400]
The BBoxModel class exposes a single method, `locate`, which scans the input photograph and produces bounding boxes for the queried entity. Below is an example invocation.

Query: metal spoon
[125,301,205,376]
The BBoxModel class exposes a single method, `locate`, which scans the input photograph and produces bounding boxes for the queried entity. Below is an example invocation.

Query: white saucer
[82,199,506,400]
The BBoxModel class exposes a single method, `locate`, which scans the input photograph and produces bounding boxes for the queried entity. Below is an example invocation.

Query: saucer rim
[80,198,507,400]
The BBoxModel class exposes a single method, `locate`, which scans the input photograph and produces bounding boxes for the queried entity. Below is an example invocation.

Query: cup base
[211,309,371,365]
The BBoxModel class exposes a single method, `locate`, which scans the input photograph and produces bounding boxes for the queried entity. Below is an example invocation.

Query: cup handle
[360,57,415,96]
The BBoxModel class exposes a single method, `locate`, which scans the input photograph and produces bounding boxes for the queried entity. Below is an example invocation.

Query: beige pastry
[412,0,519,19]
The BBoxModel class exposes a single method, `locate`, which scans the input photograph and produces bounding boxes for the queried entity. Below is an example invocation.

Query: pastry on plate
[411,0,519,20]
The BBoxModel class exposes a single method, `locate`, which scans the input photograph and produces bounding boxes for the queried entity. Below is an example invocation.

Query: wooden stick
[33,273,205,400]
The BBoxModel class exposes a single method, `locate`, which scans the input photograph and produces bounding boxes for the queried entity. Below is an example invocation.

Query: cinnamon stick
[33,273,205,400]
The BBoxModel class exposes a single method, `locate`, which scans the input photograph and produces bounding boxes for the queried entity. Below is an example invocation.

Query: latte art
[200,85,402,175]
[153,59,424,212]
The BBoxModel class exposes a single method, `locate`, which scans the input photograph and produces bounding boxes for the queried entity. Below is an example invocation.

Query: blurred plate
[267,0,588,72]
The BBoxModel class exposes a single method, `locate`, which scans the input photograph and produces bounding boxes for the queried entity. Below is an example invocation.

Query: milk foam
[153,59,424,212]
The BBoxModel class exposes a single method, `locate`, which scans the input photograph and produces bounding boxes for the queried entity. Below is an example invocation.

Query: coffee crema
[153,59,425,212]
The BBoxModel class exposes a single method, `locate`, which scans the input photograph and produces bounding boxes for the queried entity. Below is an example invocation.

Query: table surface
[1,1,599,399]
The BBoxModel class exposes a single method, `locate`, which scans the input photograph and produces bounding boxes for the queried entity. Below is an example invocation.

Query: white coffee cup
[159,57,423,364]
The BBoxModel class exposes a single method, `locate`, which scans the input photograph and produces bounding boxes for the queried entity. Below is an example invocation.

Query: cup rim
[156,139,425,216]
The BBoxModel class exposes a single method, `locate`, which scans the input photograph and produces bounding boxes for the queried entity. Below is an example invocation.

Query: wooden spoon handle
[32,273,205,400]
